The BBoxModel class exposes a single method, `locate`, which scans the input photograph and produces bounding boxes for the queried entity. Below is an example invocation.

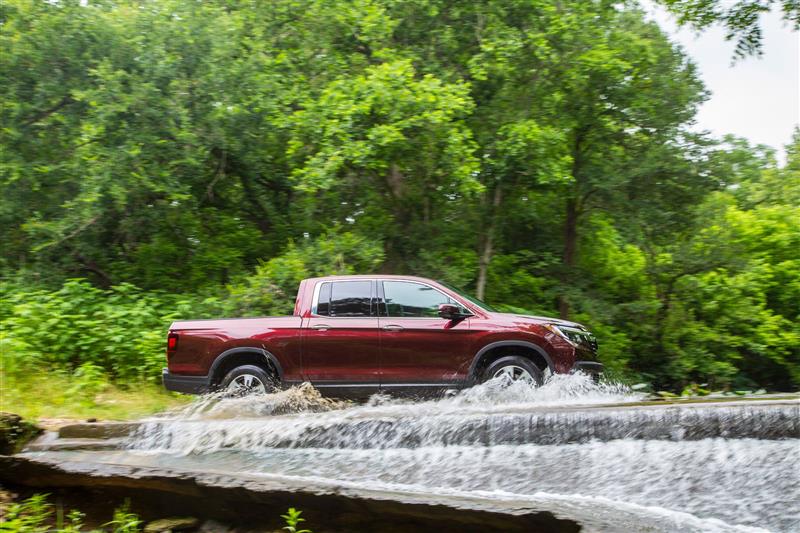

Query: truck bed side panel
[168,317,303,379]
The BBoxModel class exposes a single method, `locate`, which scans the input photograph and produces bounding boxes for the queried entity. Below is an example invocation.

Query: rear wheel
[220,364,274,396]
[483,356,544,386]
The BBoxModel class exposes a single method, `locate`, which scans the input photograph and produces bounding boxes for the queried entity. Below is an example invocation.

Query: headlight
[547,324,597,350]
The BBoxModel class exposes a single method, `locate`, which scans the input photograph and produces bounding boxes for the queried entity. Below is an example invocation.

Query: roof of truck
[304,274,440,283]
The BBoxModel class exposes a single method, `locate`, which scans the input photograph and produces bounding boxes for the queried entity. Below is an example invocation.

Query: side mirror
[439,303,466,320]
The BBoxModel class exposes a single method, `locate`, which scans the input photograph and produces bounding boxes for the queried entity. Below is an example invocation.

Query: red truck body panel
[163,275,600,396]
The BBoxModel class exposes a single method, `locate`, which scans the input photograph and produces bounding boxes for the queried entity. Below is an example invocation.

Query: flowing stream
[30,375,800,532]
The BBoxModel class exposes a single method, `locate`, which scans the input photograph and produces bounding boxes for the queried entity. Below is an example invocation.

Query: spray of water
[165,382,351,420]
[156,371,641,422]
[120,375,799,532]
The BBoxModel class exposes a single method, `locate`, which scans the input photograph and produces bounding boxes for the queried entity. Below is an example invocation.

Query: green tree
[658,0,800,58]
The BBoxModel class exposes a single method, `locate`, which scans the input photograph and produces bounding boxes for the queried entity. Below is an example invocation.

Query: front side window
[382,281,463,318]
[317,281,373,317]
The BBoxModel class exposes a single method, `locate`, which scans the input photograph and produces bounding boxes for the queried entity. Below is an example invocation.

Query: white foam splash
[156,372,642,422]
[160,382,351,420]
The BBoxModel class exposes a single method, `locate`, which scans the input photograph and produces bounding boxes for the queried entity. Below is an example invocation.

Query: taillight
[167,333,179,353]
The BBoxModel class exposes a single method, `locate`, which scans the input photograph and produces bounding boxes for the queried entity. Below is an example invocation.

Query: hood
[499,313,587,330]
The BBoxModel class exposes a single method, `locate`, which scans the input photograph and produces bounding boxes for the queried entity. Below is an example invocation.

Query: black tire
[219,364,275,396]
[482,356,544,386]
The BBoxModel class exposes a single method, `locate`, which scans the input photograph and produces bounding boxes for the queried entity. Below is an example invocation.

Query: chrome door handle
[311,324,331,331]
[382,325,404,332]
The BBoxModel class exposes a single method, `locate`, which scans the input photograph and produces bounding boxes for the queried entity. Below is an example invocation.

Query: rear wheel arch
[209,347,282,387]
[468,341,553,384]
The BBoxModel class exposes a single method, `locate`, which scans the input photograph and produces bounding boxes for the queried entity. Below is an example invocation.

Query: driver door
[378,280,473,388]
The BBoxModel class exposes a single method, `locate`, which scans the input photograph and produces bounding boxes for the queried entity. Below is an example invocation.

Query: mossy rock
[0,413,42,455]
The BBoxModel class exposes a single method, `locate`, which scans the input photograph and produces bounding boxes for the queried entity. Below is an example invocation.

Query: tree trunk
[559,197,578,319]
[237,173,272,234]
[476,186,503,301]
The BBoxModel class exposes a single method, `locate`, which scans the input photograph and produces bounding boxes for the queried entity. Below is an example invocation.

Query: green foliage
[103,500,141,533]
[0,493,51,533]
[225,232,385,316]
[658,198,800,388]
[281,507,312,533]
[659,1,800,58]
[0,494,136,533]
[0,495,313,533]
[0,279,217,382]
[0,0,797,392]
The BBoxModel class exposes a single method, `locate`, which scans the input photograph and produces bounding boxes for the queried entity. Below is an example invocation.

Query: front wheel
[483,356,544,386]
[220,364,274,396]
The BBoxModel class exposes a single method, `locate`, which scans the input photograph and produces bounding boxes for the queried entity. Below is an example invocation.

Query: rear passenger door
[378,280,473,388]
[302,280,381,395]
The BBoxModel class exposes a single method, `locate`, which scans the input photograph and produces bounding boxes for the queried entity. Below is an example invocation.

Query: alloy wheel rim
[493,365,535,383]
[228,374,267,394]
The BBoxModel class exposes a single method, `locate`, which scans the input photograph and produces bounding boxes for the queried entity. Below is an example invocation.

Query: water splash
[160,372,641,422]
[161,382,351,420]
[426,371,640,409]
[121,376,799,531]
[130,373,648,452]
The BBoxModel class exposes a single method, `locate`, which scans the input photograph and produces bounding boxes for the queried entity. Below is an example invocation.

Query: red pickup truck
[163,275,601,397]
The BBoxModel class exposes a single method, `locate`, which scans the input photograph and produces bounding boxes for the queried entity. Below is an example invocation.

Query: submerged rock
[0,413,42,455]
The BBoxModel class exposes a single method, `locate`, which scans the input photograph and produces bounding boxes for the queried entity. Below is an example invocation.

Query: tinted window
[383,281,460,318]
[327,281,372,317]
[316,282,332,316]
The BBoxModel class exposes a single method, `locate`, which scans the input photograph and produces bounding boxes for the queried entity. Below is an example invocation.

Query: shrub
[0,280,219,383]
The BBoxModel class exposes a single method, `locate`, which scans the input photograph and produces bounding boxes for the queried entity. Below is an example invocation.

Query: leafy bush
[0,494,88,533]
[0,279,218,383]
[0,493,52,532]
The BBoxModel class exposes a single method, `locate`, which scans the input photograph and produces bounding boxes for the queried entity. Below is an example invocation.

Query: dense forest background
[1,0,798,393]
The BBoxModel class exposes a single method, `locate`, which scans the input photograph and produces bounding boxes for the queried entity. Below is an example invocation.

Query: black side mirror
[439,303,468,320]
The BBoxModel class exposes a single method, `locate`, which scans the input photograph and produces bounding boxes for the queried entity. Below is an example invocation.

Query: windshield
[438,281,498,312]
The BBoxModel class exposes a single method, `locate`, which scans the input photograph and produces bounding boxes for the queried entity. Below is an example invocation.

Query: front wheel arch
[468,341,553,384]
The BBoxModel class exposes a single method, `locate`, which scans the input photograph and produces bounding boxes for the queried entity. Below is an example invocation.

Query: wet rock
[0,413,42,455]
[58,421,138,439]
[144,517,200,532]
[24,433,124,452]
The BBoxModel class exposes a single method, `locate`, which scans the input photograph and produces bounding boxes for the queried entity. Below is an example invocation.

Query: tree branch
[21,95,74,128]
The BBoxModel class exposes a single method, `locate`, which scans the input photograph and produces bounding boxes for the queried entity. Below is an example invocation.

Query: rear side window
[382,281,461,318]
[316,282,332,316]
[317,280,373,317]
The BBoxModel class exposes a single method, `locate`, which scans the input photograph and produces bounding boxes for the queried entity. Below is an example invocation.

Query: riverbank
[0,373,190,423]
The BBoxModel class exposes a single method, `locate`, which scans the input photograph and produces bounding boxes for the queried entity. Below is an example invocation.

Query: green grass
[0,371,190,423]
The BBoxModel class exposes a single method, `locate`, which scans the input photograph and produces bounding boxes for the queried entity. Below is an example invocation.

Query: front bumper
[162,368,210,394]
[571,361,604,375]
